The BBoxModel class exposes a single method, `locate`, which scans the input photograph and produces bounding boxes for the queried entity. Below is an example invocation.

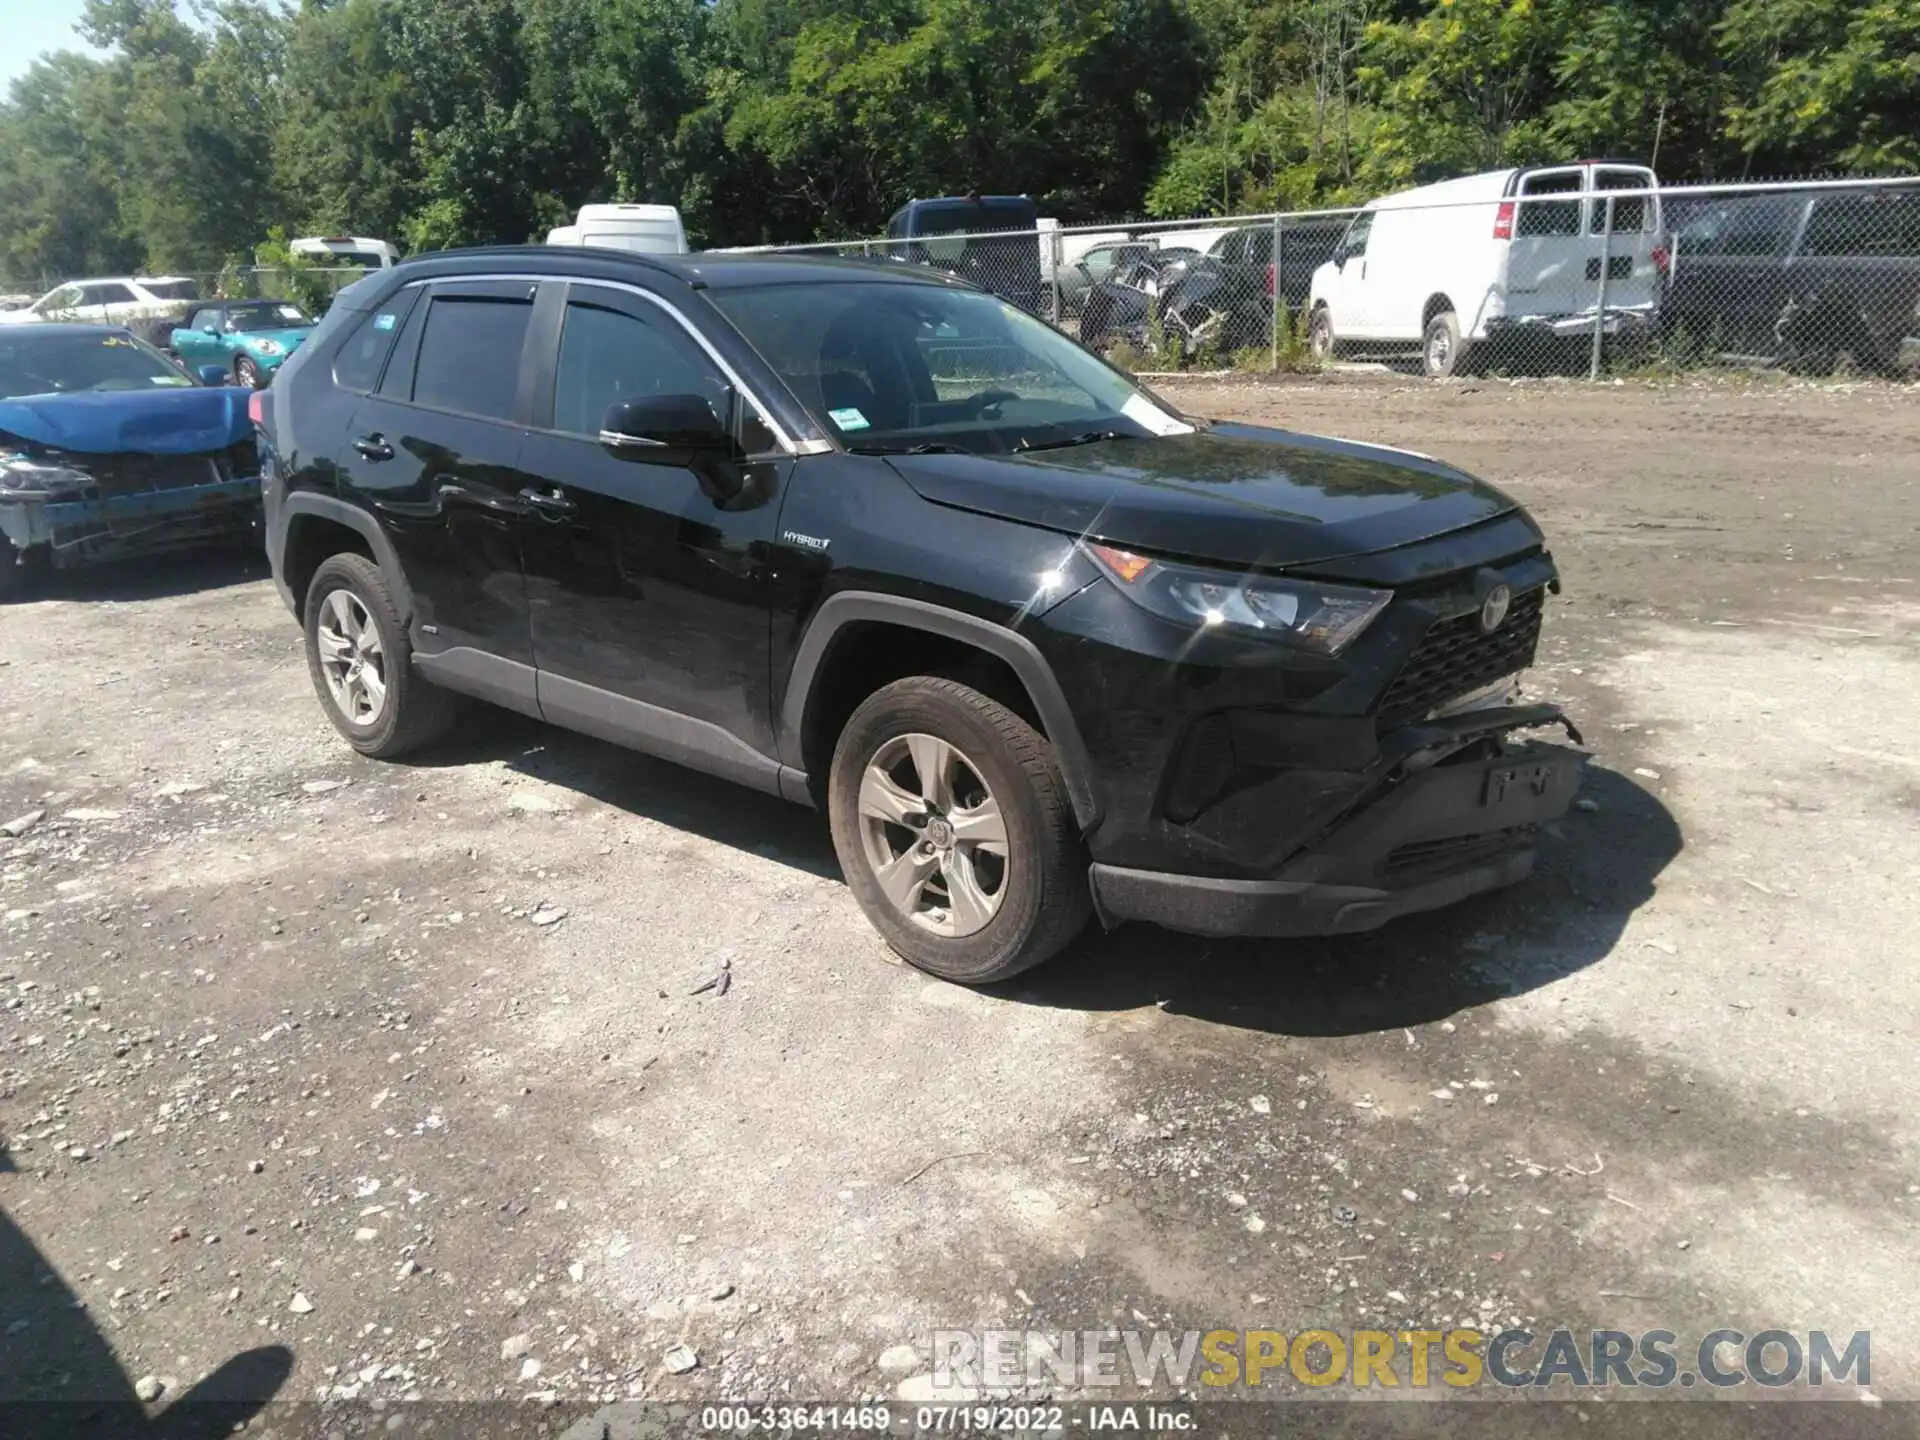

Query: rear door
[336,278,543,679]
[1503,168,1589,319]
[1589,165,1664,312]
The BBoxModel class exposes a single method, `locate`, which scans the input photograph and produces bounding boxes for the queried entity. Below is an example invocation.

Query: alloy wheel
[315,589,387,726]
[856,732,1009,937]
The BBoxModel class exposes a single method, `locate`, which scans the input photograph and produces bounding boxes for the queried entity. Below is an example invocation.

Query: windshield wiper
[846,441,965,456]
[1015,430,1131,453]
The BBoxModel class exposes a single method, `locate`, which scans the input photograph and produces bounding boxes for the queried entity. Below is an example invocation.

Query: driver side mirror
[599,394,734,459]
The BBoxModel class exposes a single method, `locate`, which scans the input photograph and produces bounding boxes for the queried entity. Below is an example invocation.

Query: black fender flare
[277,492,416,624]
[779,592,1102,832]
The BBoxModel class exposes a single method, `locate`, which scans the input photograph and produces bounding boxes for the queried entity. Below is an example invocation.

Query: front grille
[1384,824,1537,877]
[1377,587,1544,724]
[74,452,224,498]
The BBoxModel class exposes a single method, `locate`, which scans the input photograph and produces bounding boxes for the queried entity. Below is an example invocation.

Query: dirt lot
[2,373,1917,1430]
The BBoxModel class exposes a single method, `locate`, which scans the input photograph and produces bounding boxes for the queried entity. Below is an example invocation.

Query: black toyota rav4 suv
[258,246,1584,984]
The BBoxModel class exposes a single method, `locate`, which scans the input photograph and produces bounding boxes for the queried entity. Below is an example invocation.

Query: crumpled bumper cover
[1088,732,1585,938]
[0,474,260,552]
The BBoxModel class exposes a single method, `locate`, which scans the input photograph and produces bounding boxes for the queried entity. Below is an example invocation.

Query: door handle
[518,485,578,519]
[354,434,394,461]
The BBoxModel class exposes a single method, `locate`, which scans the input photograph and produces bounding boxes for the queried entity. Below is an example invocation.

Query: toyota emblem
[1479,583,1512,634]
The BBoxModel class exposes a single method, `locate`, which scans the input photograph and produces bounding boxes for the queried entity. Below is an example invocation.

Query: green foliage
[1,0,1916,285]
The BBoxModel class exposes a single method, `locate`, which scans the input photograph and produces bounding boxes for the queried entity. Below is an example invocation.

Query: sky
[1,0,108,93]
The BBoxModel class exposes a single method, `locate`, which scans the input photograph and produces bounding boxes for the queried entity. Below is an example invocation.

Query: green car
[169,299,316,388]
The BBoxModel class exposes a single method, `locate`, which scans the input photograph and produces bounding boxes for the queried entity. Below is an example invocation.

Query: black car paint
[261,246,1580,938]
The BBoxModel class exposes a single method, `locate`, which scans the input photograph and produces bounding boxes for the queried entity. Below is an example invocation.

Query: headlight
[251,339,284,357]
[1085,541,1391,655]
[0,454,94,496]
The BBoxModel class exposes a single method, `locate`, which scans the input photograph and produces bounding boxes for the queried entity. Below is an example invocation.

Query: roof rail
[403,244,687,278]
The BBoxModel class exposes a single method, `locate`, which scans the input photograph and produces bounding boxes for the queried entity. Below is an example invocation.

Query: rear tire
[1423,310,1467,378]
[302,552,459,757]
[828,676,1091,985]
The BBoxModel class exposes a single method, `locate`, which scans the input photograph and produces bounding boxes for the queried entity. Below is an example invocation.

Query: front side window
[713,280,1192,454]
[0,330,191,399]
[188,308,221,332]
[83,283,138,307]
[411,295,533,416]
[1342,211,1374,258]
[551,299,728,437]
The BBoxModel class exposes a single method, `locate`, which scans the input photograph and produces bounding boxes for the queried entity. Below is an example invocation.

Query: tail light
[1651,243,1671,276]
[247,389,266,427]
[1264,263,1275,296]
[1492,201,1516,240]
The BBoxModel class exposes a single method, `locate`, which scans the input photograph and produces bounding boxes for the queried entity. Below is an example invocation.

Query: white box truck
[546,205,689,255]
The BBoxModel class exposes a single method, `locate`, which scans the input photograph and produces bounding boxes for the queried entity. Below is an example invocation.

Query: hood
[886,422,1519,569]
[0,386,251,455]
[240,327,313,352]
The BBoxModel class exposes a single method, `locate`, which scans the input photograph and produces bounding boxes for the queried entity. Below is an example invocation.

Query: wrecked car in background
[0,325,260,598]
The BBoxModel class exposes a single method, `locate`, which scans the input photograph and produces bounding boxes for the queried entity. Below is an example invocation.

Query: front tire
[1423,310,1467,377]
[303,552,458,757]
[234,355,262,389]
[828,676,1091,985]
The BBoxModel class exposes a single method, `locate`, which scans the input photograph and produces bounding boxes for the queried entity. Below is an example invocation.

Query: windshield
[713,281,1193,455]
[227,302,313,331]
[143,280,202,301]
[0,330,193,398]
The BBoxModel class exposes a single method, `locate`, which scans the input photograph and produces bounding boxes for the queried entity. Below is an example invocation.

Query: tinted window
[1676,197,1795,258]
[331,287,420,393]
[411,296,531,416]
[1518,172,1584,237]
[552,299,727,437]
[143,279,201,301]
[82,283,137,306]
[1803,191,1920,258]
[1592,169,1655,234]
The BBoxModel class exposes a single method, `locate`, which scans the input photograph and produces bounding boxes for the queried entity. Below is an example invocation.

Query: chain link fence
[742,175,1920,381]
[7,176,1918,383]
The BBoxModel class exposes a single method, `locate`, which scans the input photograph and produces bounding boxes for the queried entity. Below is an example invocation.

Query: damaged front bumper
[1088,704,1585,938]
[0,456,260,566]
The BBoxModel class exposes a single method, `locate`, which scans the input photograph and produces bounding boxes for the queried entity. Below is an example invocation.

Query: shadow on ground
[0,1144,292,1435]
[1015,765,1679,1035]
[6,543,266,606]
[399,706,1679,1040]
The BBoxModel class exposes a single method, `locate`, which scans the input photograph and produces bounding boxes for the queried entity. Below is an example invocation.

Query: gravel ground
[2,371,1916,1431]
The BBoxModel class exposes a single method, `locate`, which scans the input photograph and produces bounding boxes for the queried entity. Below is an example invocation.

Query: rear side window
[1803,192,1920,258]
[551,299,727,437]
[412,296,533,416]
[331,287,420,394]
[1517,172,1584,237]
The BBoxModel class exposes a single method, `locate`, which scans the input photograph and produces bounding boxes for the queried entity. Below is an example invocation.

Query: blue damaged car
[0,324,260,598]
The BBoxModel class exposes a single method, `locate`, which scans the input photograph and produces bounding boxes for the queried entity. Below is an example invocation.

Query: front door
[517,281,790,778]
[335,279,542,682]
[1326,210,1377,335]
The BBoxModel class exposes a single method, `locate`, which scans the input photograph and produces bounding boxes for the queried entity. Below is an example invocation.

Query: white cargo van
[1307,163,1666,376]
[290,236,401,268]
[546,204,688,255]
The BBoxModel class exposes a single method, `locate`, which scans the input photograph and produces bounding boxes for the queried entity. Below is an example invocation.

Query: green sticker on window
[827,406,869,432]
